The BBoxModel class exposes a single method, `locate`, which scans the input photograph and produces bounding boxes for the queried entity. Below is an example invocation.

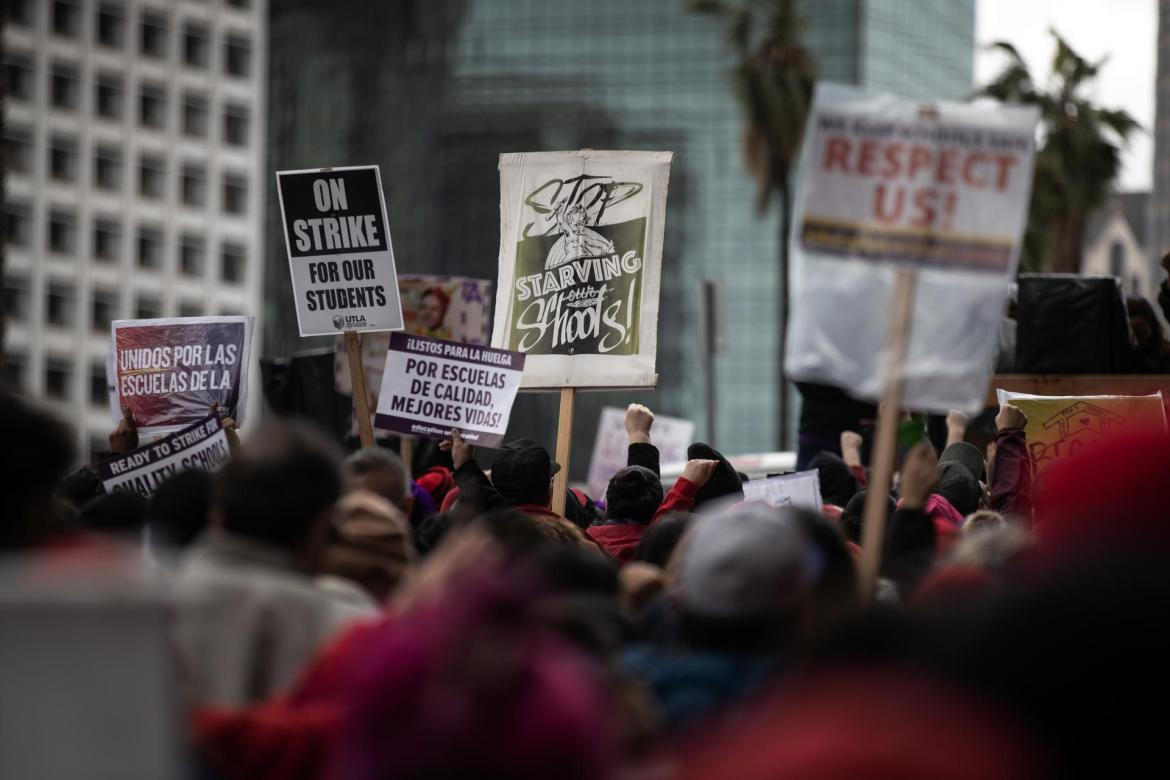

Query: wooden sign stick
[400,436,414,477]
[551,387,576,516]
[344,331,375,448]
[858,267,917,602]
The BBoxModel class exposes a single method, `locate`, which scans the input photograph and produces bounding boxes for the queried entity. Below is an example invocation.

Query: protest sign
[97,414,231,496]
[586,407,695,499]
[374,333,525,448]
[275,165,404,337]
[742,470,823,512]
[787,83,1038,413]
[997,390,1167,474]
[111,316,252,434]
[492,150,672,389]
[334,276,494,398]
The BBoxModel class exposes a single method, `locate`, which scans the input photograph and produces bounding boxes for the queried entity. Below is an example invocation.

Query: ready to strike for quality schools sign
[276,165,404,336]
[493,150,673,388]
[98,414,231,496]
[374,333,525,448]
[786,83,1039,413]
[111,316,253,434]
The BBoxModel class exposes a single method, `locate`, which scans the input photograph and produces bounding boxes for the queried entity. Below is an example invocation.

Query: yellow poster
[997,391,1167,473]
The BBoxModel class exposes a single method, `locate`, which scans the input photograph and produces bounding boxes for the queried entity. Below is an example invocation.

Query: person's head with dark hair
[214,421,343,566]
[468,508,581,559]
[634,512,693,568]
[147,469,213,548]
[344,447,414,517]
[490,440,560,509]
[0,393,76,549]
[605,466,663,525]
[1127,295,1166,353]
[79,490,147,539]
[840,489,895,544]
[563,487,602,531]
[808,452,859,508]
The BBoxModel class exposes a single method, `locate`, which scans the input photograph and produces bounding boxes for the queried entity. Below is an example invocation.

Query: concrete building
[262,0,975,473]
[2,0,267,458]
[1082,192,1153,300]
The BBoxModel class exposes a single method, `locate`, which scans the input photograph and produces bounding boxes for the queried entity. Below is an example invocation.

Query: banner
[374,333,525,447]
[742,469,823,512]
[275,165,404,336]
[493,150,672,388]
[111,316,252,434]
[586,407,694,499]
[97,414,231,496]
[997,390,1167,474]
[787,83,1038,411]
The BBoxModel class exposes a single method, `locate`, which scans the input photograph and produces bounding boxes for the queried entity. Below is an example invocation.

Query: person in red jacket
[586,465,663,562]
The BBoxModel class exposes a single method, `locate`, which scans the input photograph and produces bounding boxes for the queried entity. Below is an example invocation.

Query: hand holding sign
[109,407,139,454]
[438,428,475,470]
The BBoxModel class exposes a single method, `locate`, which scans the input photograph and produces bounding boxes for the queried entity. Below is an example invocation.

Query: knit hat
[677,504,816,620]
[808,452,859,507]
[686,442,744,508]
[491,439,561,506]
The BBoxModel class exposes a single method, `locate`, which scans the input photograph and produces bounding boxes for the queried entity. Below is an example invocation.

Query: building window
[3,127,33,175]
[90,362,109,407]
[47,283,75,327]
[139,82,167,129]
[94,145,122,190]
[138,226,163,269]
[93,218,121,262]
[96,73,124,119]
[180,234,205,277]
[223,103,250,147]
[136,294,163,320]
[180,162,207,207]
[138,154,166,199]
[2,276,29,323]
[221,241,245,284]
[49,135,80,182]
[51,63,81,111]
[179,301,202,318]
[7,0,34,27]
[96,4,124,48]
[2,354,26,392]
[6,55,35,102]
[48,210,77,255]
[224,34,251,78]
[45,357,72,401]
[91,288,118,332]
[182,93,209,137]
[222,174,247,215]
[184,23,210,68]
[53,1,81,38]
[5,204,32,248]
[140,11,168,58]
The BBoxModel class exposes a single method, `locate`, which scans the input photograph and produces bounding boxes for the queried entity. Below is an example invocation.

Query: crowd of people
[4,272,1170,778]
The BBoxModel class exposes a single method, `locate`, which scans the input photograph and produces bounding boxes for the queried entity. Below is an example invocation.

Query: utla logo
[331,314,368,330]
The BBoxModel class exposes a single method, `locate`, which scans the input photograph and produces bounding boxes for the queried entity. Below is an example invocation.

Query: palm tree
[690,0,815,449]
[977,31,1140,273]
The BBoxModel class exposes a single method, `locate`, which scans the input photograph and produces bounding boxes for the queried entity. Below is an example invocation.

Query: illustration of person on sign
[544,202,615,270]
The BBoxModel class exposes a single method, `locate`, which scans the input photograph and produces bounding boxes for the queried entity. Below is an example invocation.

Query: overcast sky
[975,0,1157,191]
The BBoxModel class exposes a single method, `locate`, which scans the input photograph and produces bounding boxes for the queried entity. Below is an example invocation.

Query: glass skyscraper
[264,0,975,475]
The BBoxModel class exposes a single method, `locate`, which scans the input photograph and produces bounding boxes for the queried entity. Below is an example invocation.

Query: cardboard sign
[275,166,404,336]
[742,469,823,511]
[997,390,1167,474]
[97,414,231,496]
[374,333,525,447]
[787,83,1038,412]
[492,150,672,388]
[586,407,695,499]
[111,316,252,434]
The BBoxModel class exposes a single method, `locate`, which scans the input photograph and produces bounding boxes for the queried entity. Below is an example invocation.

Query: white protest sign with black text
[97,414,231,497]
[786,83,1038,412]
[493,150,672,388]
[742,470,823,512]
[586,406,694,499]
[276,166,404,336]
[374,333,525,448]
